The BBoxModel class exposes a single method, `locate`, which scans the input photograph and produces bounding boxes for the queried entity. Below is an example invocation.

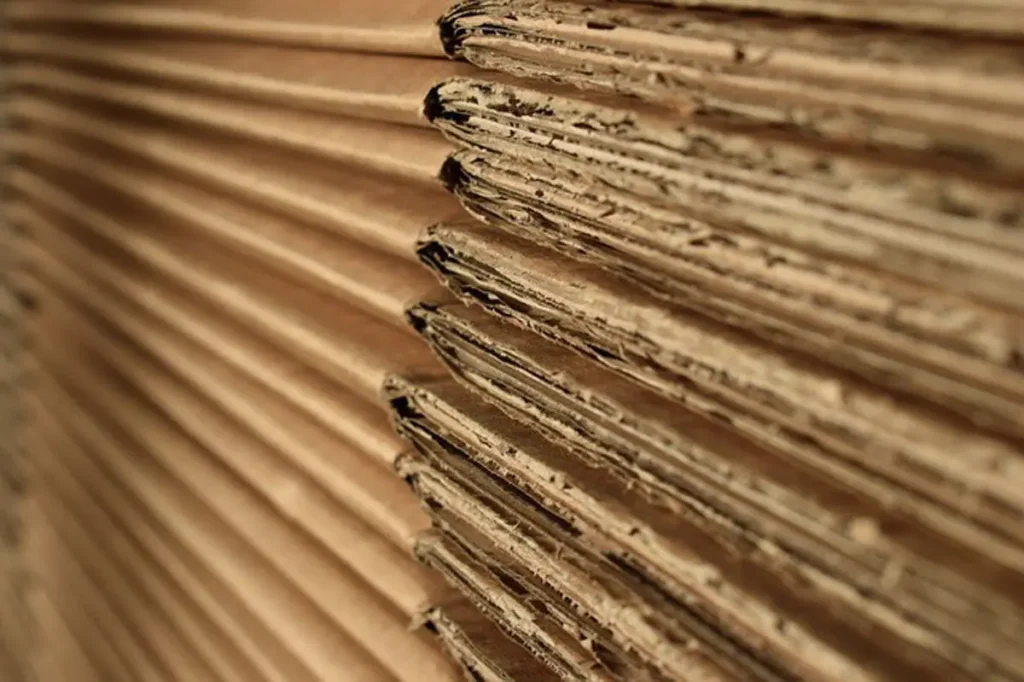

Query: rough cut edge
[395,382,965,682]
[414,529,625,682]
[389,372,1024,682]
[425,77,1024,315]
[440,1,1024,170]
[394,442,673,681]
[425,599,561,682]
[416,223,1024,561]
[409,300,1024,615]
[393,379,860,682]
[441,148,1024,423]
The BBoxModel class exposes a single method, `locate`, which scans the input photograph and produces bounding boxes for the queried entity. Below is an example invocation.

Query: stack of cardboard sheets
[3,1,1023,681]
[3,2,476,680]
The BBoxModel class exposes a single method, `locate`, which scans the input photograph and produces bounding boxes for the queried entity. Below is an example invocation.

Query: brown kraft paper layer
[426,77,1024,314]
[441,1,1024,170]
[7,0,456,56]
[29,304,460,682]
[441,147,1024,430]
[416,224,1024,563]
[7,34,479,126]
[390,374,1024,682]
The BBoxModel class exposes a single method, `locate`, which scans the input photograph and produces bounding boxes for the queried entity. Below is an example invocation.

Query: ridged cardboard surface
[428,77,1024,314]
[442,1,1024,170]
[6,2,1023,682]
[400,301,1024,681]
[7,0,454,55]
[7,33,480,126]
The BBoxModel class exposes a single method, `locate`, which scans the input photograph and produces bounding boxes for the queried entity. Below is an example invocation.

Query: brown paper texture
[416,224,1024,578]
[30,305,459,682]
[12,73,457,187]
[8,127,451,313]
[29,385,352,681]
[27,401,307,682]
[10,101,463,260]
[8,167,443,403]
[442,147,1024,429]
[27,587,104,682]
[8,0,455,56]
[29,249,444,602]
[427,76,1024,315]
[442,1,1024,170]
[29,513,161,680]
[8,33,477,126]
[27,443,269,682]
[399,308,1024,681]
[9,201,409,470]
[34,490,220,681]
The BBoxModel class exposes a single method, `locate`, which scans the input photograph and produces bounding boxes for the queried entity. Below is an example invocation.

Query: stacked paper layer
[2,1,493,680]
[3,1,1024,681]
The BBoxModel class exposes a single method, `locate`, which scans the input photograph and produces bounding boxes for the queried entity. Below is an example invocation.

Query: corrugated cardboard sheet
[3,1,1023,682]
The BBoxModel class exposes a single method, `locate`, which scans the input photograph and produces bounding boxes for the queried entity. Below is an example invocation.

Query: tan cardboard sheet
[8,205,409,473]
[33,280,444,622]
[8,169,442,404]
[426,600,560,682]
[391,369,1024,682]
[444,147,1024,424]
[31,335,397,682]
[412,302,1024,594]
[614,0,1024,35]
[28,440,269,682]
[7,0,455,56]
[11,100,463,260]
[28,588,103,682]
[7,34,477,126]
[0,579,29,681]
[29,246,444,609]
[428,77,1024,313]
[31,315,460,682]
[36,470,252,682]
[418,224,1024,547]
[12,69,456,186]
[28,402,304,682]
[9,129,449,318]
[34,489,220,682]
[442,0,1024,171]
[24,532,123,682]
[29,512,163,681]
[29,385,362,682]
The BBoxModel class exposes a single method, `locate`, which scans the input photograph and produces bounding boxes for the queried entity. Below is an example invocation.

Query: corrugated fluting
[3,2,477,681]
[2,1,1024,681]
